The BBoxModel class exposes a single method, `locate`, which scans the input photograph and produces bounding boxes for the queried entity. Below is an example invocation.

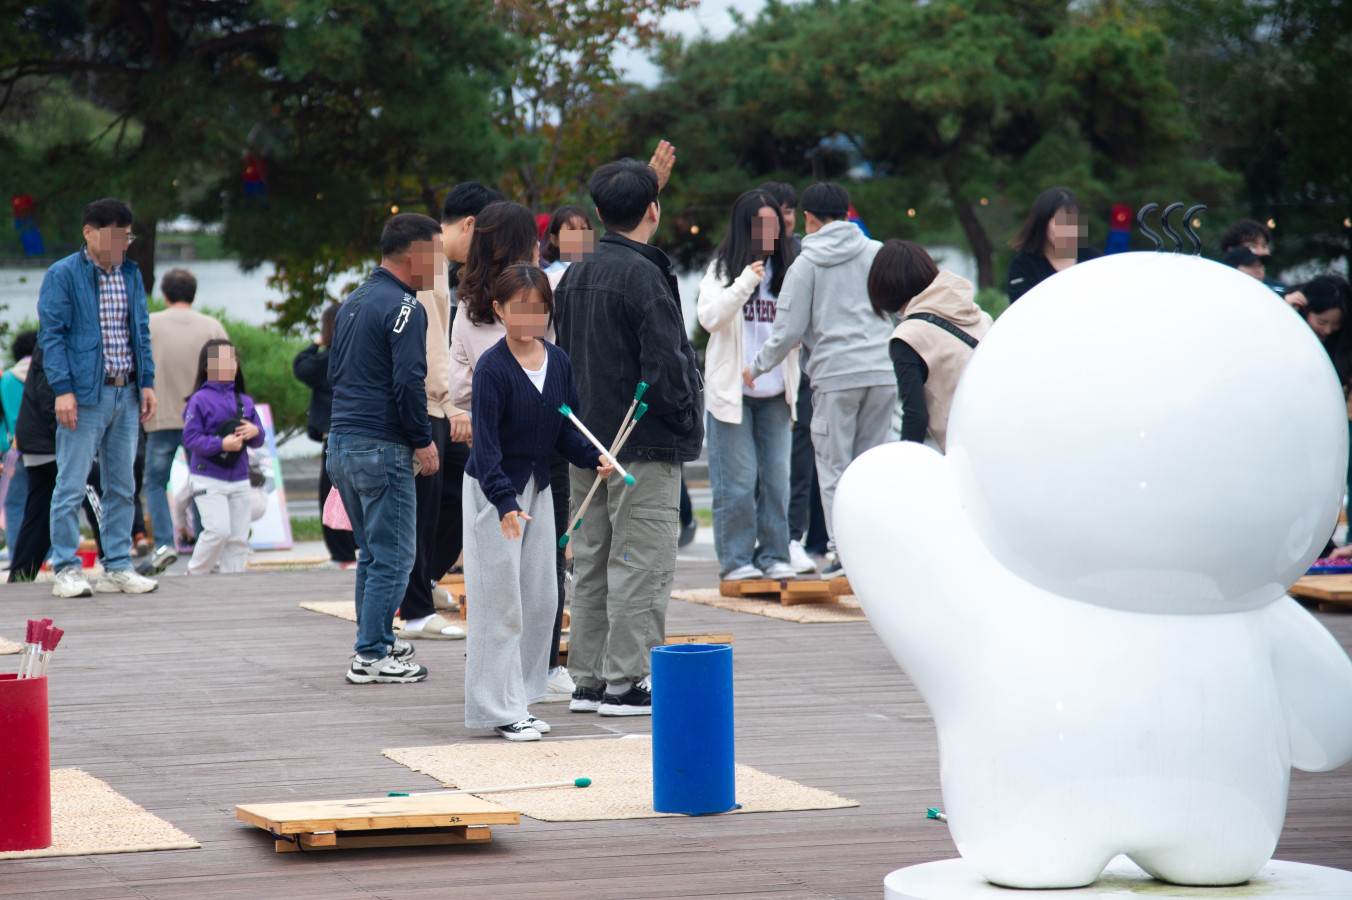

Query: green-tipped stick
[926,807,947,822]
[560,403,648,548]
[559,405,634,485]
[389,777,592,798]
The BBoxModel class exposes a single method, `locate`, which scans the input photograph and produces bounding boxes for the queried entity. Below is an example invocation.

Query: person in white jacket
[697,189,800,581]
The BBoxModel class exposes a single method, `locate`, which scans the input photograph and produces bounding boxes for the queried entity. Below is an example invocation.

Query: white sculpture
[836,252,1352,889]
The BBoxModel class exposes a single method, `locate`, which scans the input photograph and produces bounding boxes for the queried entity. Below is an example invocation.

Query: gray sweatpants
[463,474,556,730]
[809,385,897,548]
[568,460,680,689]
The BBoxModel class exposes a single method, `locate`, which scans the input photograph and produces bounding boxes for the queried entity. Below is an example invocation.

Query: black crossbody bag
[208,392,246,469]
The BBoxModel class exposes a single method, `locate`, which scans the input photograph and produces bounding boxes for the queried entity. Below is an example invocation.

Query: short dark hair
[82,198,133,229]
[801,183,850,221]
[1220,219,1273,254]
[589,159,659,232]
[492,263,555,323]
[442,182,503,224]
[757,182,798,209]
[541,205,591,265]
[11,329,37,362]
[380,213,441,258]
[1010,187,1081,255]
[869,240,940,318]
[160,268,198,304]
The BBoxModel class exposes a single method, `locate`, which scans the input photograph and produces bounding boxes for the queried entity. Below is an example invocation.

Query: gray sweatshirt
[750,220,894,393]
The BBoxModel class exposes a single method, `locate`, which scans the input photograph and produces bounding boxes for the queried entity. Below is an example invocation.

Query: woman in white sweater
[697,189,801,581]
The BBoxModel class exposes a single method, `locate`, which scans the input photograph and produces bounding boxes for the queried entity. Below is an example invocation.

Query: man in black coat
[553,158,704,716]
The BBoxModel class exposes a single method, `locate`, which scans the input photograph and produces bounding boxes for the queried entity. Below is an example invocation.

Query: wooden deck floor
[3,565,1351,899]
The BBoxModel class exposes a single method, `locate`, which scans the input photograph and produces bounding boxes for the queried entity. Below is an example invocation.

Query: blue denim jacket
[36,248,155,405]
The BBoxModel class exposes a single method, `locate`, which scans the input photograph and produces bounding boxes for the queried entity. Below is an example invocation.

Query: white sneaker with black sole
[345,654,428,684]
[390,638,416,661]
[599,676,652,716]
[52,567,93,598]
[494,720,541,741]
[525,715,551,734]
[94,570,159,593]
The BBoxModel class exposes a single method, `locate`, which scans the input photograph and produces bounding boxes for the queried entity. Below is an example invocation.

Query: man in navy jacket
[328,213,442,685]
[37,198,158,598]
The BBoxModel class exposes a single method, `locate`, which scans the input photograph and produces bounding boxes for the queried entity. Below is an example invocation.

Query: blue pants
[143,428,182,547]
[706,394,792,577]
[51,384,140,573]
[327,432,417,660]
[4,452,27,548]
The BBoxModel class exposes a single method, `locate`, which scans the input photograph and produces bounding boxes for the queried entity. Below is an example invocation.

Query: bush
[215,313,311,444]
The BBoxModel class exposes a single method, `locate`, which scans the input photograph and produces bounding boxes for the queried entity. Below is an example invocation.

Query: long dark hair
[713,190,795,296]
[541,205,591,265]
[1295,275,1352,380]
[190,338,247,400]
[1010,187,1081,255]
[320,302,340,348]
[458,201,539,326]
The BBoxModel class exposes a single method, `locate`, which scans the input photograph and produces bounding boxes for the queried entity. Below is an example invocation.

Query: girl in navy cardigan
[181,339,265,575]
[463,264,611,741]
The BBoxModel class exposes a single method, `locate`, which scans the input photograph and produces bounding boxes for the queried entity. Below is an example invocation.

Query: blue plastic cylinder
[651,643,735,815]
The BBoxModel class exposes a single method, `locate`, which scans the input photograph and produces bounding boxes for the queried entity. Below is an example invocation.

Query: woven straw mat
[670,589,867,623]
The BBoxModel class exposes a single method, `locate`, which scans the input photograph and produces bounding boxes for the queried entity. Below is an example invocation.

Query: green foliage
[975,287,1009,321]
[289,516,324,542]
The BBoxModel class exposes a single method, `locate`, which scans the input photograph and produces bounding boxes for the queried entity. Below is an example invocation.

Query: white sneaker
[764,562,798,579]
[547,666,576,698]
[494,720,542,741]
[94,569,159,594]
[346,654,429,684]
[525,715,551,734]
[788,540,818,575]
[723,564,764,581]
[53,567,93,598]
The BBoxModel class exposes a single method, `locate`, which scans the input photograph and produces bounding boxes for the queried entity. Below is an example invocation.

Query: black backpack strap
[900,313,979,350]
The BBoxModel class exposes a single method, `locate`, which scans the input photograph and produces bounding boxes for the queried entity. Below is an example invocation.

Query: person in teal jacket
[1,331,37,549]
[36,198,159,598]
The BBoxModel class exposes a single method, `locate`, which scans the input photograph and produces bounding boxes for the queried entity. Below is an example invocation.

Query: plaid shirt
[83,246,134,377]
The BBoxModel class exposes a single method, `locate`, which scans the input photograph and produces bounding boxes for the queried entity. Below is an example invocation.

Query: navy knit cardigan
[466,338,602,518]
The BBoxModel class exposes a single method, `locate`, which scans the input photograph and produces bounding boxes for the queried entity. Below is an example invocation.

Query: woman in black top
[1006,187,1100,303]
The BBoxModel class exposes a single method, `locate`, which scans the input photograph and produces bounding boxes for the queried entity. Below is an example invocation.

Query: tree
[493,0,694,212]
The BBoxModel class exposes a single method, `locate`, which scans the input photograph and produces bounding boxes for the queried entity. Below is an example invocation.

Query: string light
[316,193,324,200]
[1266,218,1276,229]
[391,205,400,214]
[1192,219,1201,228]
[979,197,988,206]
[907,208,916,218]
[690,225,699,235]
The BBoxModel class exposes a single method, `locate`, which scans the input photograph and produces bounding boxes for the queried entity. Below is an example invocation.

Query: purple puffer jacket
[182,381,265,482]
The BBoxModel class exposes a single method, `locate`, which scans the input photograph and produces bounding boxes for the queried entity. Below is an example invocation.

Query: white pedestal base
[884,856,1352,899]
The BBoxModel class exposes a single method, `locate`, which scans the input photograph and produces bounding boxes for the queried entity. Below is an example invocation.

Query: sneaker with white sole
[345,654,428,684]
[569,685,604,712]
[547,666,576,699]
[432,585,460,613]
[723,564,764,581]
[390,638,416,661]
[788,539,817,575]
[524,715,551,734]
[136,545,178,577]
[599,676,652,716]
[494,720,541,741]
[52,567,93,598]
[94,569,159,594]
[764,562,798,579]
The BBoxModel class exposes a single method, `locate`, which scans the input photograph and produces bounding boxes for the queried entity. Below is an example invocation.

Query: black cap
[1222,246,1262,268]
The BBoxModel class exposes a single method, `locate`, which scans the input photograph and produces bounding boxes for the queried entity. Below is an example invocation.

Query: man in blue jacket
[37,198,159,598]
[328,213,442,685]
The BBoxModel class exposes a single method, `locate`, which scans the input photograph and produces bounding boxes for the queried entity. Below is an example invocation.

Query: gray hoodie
[750,220,894,393]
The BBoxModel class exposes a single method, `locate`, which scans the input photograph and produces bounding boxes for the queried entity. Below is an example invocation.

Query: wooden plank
[278,826,491,852]
[236,792,520,834]
[780,581,836,605]
[1289,575,1352,604]
[829,576,853,597]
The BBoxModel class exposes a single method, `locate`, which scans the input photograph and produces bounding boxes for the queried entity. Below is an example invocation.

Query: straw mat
[0,636,20,655]
[382,737,857,822]
[671,588,867,624]
[0,769,199,859]
[299,599,405,629]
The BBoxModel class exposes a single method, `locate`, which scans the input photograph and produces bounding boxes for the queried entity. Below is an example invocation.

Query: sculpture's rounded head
[947,253,1347,613]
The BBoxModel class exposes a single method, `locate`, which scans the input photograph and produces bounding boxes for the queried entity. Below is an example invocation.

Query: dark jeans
[7,461,103,582]
[788,372,828,552]
[429,438,470,582]
[400,415,450,620]
[319,438,357,563]
[549,454,569,669]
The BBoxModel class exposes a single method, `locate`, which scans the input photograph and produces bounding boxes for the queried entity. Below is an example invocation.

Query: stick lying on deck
[389,777,592,797]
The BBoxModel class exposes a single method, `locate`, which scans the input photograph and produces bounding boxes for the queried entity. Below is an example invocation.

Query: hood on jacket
[800,220,872,268]
[8,357,30,383]
[904,270,985,328]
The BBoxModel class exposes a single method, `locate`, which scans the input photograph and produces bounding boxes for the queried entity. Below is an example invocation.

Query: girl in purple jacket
[182,339,265,575]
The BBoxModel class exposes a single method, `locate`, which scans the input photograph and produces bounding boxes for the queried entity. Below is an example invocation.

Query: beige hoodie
[696,257,799,425]
[415,259,462,420]
[890,270,991,452]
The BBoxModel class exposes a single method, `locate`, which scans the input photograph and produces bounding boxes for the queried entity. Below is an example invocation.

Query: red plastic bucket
[0,674,52,851]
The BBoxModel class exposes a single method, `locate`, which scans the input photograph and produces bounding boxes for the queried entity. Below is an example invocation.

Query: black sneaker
[390,638,416,661]
[569,685,604,713]
[599,676,652,717]
[822,558,845,578]
[494,720,541,742]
